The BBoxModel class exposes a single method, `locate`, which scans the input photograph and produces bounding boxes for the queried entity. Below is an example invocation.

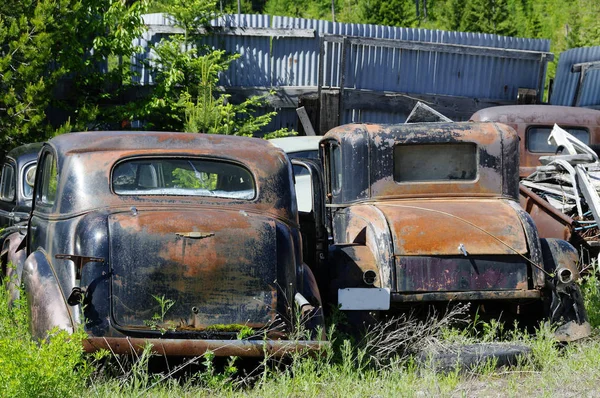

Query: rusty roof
[41,131,297,220]
[470,105,600,126]
[322,121,518,143]
[51,131,276,156]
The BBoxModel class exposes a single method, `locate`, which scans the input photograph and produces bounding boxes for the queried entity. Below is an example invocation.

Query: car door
[291,158,328,290]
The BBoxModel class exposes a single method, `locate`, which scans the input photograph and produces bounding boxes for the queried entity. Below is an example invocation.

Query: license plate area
[338,288,391,310]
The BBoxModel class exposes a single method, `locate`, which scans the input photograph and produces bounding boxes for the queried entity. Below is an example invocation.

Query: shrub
[0,279,91,398]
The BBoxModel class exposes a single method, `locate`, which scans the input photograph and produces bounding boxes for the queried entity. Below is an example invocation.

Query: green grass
[2,273,600,397]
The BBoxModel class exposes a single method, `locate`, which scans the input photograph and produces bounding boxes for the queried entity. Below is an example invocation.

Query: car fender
[22,250,74,340]
[1,231,28,302]
[333,205,394,289]
[540,238,580,280]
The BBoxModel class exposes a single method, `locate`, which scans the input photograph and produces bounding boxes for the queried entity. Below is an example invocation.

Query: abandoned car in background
[270,136,322,213]
[318,122,590,340]
[0,143,41,228]
[471,105,600,256]
[3,131,325,356]
[470,105,600,177]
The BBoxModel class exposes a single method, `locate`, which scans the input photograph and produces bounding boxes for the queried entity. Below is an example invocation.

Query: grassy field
[2,272,600,397]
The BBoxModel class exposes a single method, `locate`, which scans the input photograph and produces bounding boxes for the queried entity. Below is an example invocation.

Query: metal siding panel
[134,14,552,133]
[579,68,600,107]
[551,46,600,107]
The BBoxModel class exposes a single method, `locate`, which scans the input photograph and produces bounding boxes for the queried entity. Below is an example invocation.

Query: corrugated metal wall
[551,46,600,107]
[137,13,551,130]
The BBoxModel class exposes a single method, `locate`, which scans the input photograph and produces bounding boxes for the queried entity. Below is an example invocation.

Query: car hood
[374,199,528,256]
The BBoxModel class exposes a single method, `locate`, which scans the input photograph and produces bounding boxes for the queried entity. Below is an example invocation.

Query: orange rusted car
[3,131,326,357]
[318,122,589,339]
[470,105,600,178]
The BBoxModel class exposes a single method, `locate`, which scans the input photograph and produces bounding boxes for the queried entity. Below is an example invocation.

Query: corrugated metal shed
[551,46,600,107]
[136,13,552,130]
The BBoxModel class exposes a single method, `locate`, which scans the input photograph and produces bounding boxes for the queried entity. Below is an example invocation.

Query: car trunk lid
[108,208,279,334]
[375,199,528,256]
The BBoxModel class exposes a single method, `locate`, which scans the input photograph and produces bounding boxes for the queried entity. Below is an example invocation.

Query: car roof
[470,105,600,126]
[269,136,322,153]
[6,142,42,161]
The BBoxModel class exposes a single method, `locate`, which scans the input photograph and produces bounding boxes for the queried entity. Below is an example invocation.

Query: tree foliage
[0,0,150,148]
[138,0,288,136]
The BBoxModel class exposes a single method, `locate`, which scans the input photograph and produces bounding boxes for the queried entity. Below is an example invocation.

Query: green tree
[137,0,288,136]
[361,0,415,26]
[0,0,149,149]
[459,0,517,36]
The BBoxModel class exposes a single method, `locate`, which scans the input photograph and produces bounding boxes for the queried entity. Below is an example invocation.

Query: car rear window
[526,126,590,153]
[112,158,255,200]
[394,143,478,182]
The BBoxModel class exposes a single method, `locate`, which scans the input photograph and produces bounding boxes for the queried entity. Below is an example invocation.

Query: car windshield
[112,158,255,200]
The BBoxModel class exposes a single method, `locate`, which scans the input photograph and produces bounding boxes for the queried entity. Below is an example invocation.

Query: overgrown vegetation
[0,0,291,154]
[0,269,600,396]
[0,276,90,397]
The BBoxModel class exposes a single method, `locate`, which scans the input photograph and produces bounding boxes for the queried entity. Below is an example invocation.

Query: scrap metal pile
[521,125,600,245]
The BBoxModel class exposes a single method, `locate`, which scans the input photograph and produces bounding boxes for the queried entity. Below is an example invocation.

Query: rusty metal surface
[332,204,396,290]
[40,131,297,222]
[471,105,600,177]
[396,255,529,292]
[390,290,541,302]
[322,122,519,201]
[83,337,329,357]
[376,199,528,256]
[108,209,280,332]
[14,131,326,351]
[519,184,573,240]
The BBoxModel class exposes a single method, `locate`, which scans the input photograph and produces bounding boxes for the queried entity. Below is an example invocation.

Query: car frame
[4,131,326,357]
[318,122,589,339]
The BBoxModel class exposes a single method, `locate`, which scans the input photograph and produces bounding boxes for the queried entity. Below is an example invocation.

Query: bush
[0,279,91,398]
[579,260,600,328]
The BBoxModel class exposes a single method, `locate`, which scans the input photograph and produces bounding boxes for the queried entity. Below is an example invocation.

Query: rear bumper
[391,289,541,303]
[83,337,329,357]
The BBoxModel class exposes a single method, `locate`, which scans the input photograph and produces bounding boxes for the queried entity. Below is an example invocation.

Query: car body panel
[470,105,600,177]
[12,131,325,355]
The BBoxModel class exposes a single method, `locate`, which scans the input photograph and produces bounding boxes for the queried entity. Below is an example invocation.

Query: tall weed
[580,260,600,328]
[0,278,90,398]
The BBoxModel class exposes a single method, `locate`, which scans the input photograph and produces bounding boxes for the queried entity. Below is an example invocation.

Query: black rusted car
[0,143,41,228]
[4,131,325,356]
[317,122,590,340]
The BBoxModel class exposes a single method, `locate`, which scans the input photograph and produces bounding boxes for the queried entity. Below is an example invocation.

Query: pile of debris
[521,125,600,246]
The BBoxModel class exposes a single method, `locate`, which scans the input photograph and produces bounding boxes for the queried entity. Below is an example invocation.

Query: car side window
[38,152,58,206]
[0,164,15,202]
[330,144,342,195]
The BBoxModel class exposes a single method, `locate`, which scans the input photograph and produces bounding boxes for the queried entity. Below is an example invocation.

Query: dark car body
[319,122,589,339]
[470,105,600,177]
[0,143,41,228]
[4,131,325,357]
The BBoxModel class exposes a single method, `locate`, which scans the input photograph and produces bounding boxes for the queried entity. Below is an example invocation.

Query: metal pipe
[556,267,574,284]
[363,270,377,285]
[83,337,328,357]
